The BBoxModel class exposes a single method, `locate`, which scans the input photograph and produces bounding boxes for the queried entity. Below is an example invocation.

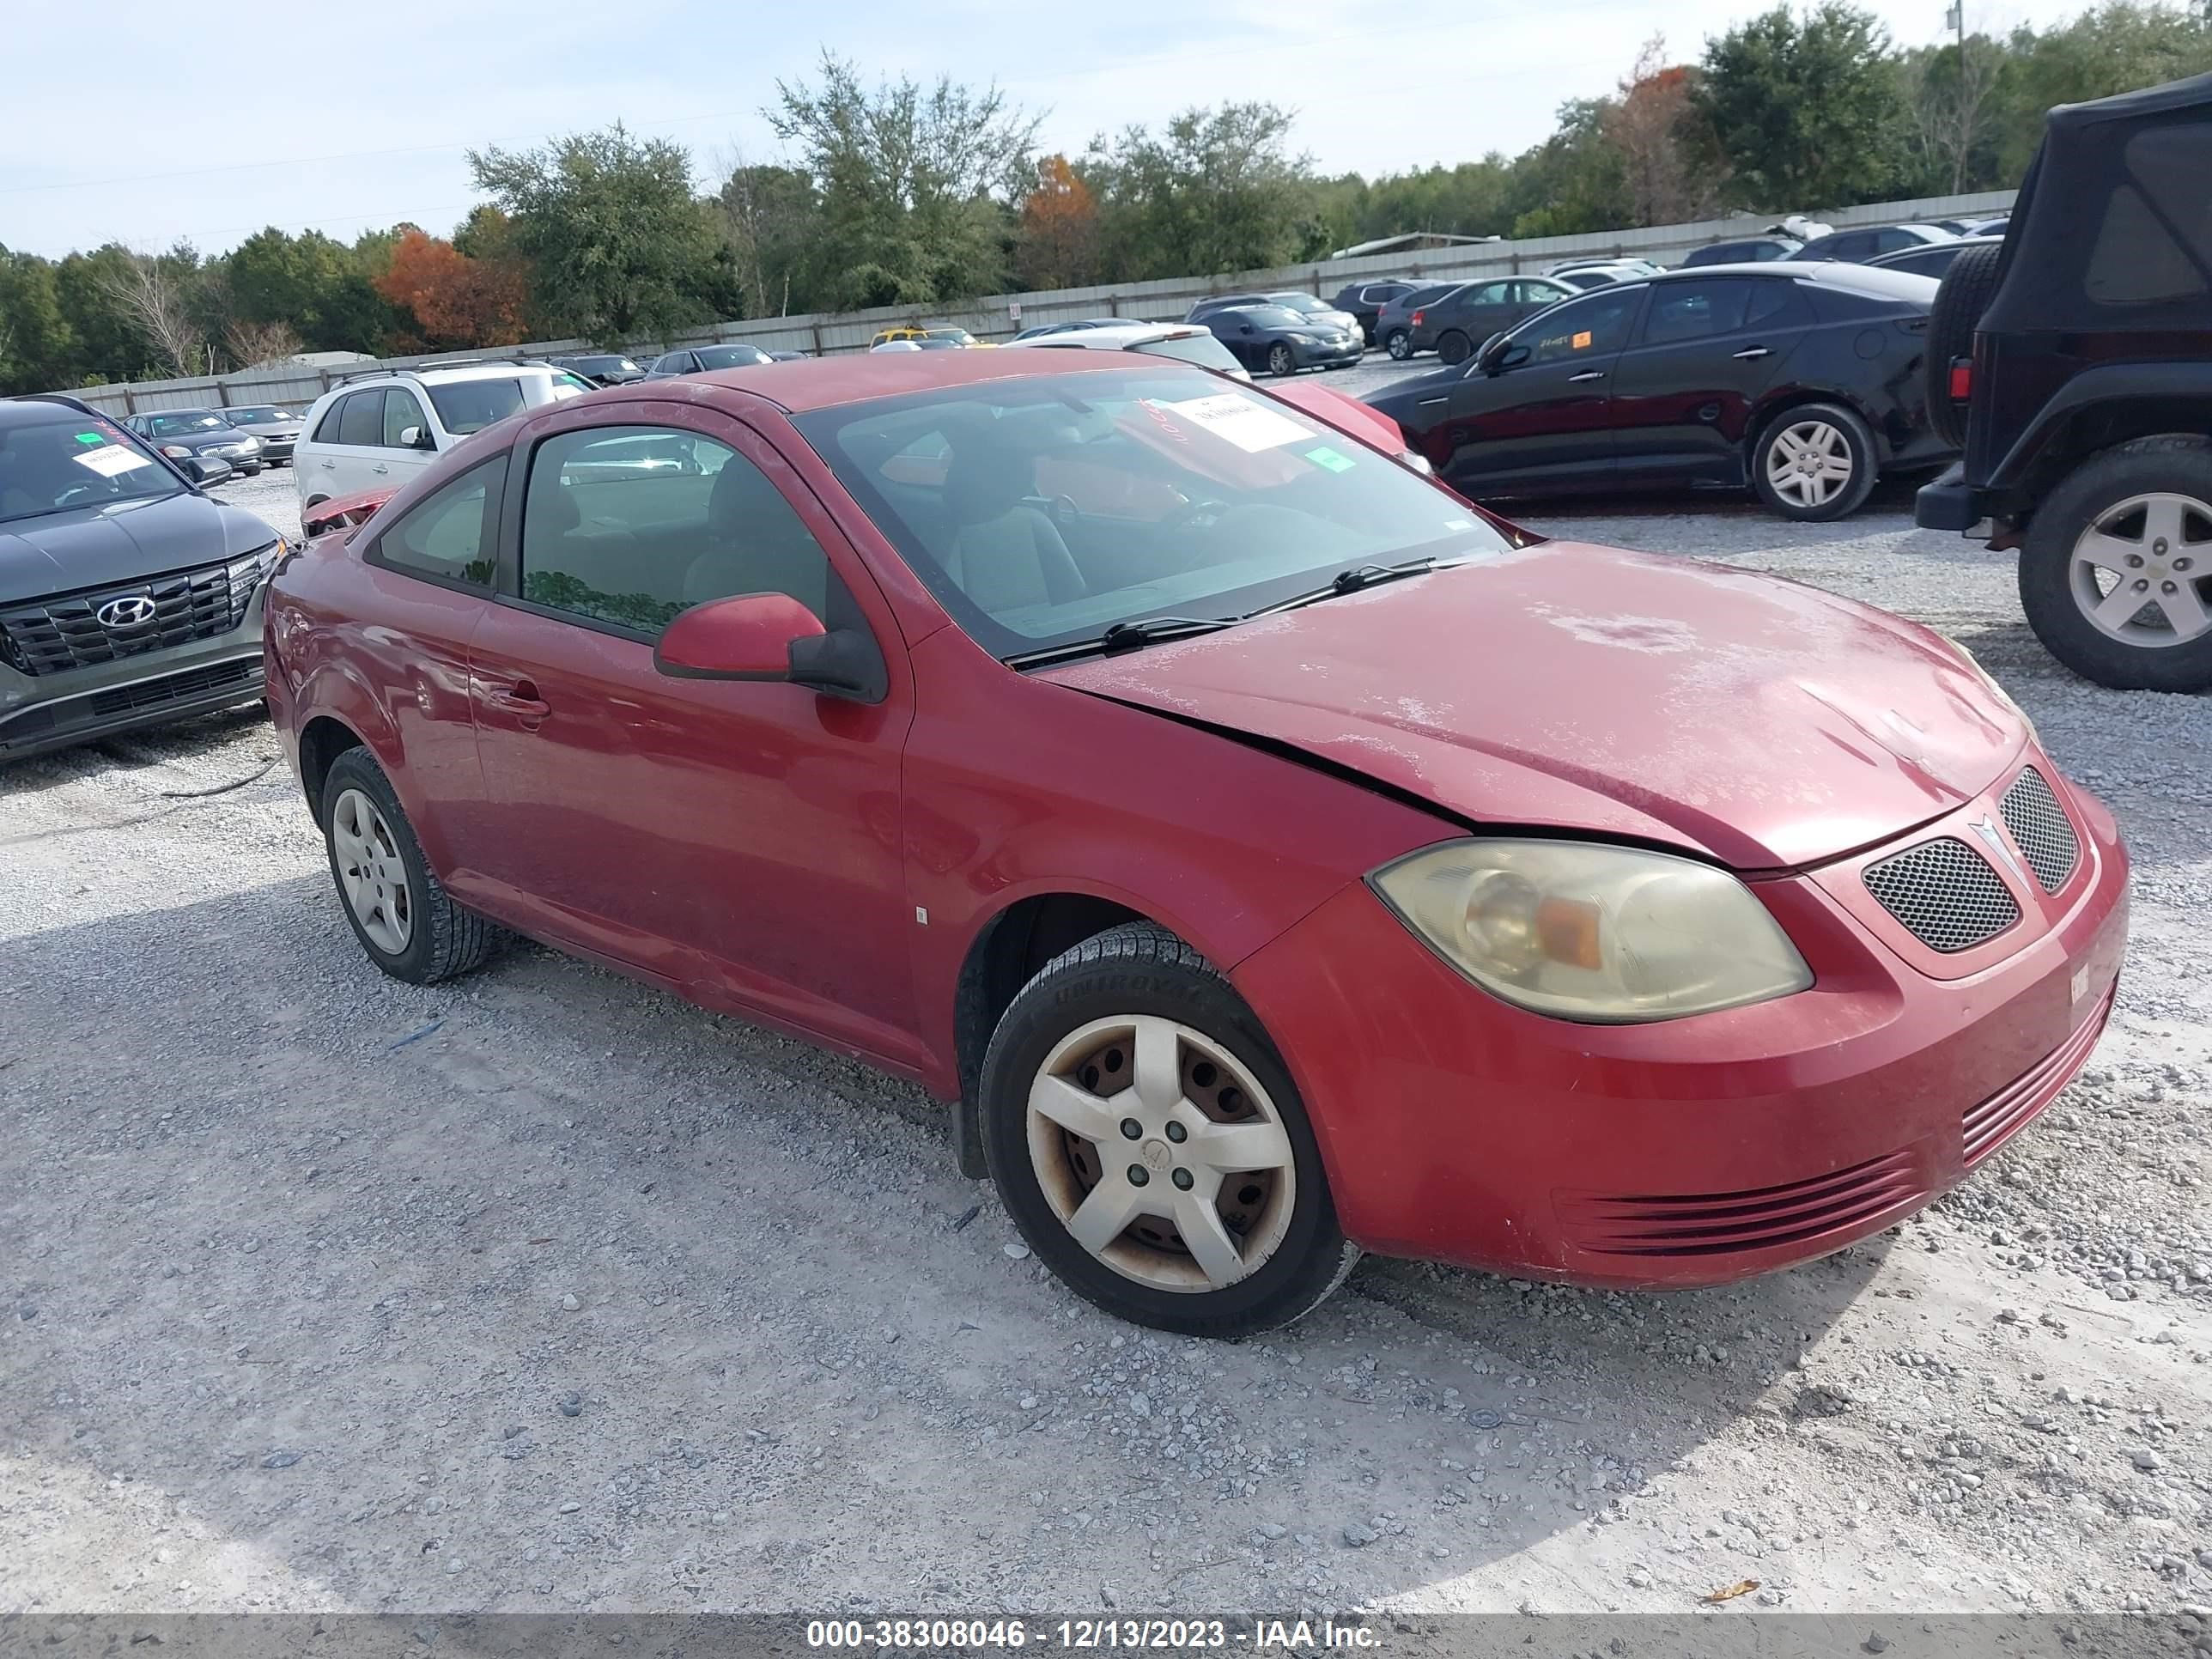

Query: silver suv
[293,360,593,510]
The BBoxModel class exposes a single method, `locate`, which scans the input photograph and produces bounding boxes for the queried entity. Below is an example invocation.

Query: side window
[1522,289,1639,362]
[368,459,499,587]
[2087,128,2212,306]
[1637,280,1752,346]
[1515,280,1571,307]
[519,424,836,638]
[1743,278,1813,328]
[880,430,952,488]
[334,392,382,447]
[1458,282,1513,307]
[383,388,428,447]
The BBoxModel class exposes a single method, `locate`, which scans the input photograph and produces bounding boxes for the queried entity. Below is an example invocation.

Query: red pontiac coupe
[263,351,2129,1337]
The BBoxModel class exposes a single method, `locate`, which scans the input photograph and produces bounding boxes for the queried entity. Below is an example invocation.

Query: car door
[312,390,386,497]
[1431,281,1516,352]
[1607,277,1808,485]
[1414,283,1644,492]
[378,386,440,489]
[465,400,924,1069]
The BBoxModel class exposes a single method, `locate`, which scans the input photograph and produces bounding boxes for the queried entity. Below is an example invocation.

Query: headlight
[1369,839,1813,1023]
[1285,332,1317,345]
[161,444,191,458]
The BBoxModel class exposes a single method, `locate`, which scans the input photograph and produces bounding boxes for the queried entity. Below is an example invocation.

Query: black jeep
[1917,71,2212,692]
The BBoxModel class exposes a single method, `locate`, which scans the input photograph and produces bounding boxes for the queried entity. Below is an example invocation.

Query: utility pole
[1944,0,1962,50]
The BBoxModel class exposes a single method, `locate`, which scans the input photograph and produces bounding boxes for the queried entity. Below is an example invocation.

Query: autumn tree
[1018,155,1098,289]
[373,229,528,349]
[1606,38,1722,225]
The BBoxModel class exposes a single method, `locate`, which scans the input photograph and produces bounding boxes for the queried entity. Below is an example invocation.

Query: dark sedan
[644,343,775,379]
[1328,279,1416,344]
[1374,283,1461,361]
[1867,234,2002,281]
[1198,304,1363,376]
[1366,263,1953,522]
[214,404,302,465]
[1790,223,1954,264]
[1406,276,1580,365]
[550,354,648,386]
[1679,237,1802,267]
[124,409,264,476]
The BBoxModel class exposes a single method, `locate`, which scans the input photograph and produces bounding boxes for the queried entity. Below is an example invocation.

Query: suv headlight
[1369,839,1812,1023]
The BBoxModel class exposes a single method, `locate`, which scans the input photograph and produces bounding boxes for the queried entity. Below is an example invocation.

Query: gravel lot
[4,401,2210,1626]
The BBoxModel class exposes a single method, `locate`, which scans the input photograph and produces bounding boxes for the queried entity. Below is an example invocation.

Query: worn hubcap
[2069,491,2212,647]
[1765,420,1853,508]
[1025,1015,1296,1294]
[331,787,412,954]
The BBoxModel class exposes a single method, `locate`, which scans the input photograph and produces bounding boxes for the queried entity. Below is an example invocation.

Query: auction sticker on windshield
[73,445,156,478]
[1146,392,1314,453]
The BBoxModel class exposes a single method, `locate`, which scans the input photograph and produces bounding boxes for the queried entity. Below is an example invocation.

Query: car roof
[1012,324,1207,348]
[626,346,1212,414]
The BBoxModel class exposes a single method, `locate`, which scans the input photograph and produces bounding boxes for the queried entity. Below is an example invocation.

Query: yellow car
[868,324,993,349]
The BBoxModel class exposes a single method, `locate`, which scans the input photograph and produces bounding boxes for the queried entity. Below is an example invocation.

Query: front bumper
[1233,757,2130,1287]
[0,593,268,762]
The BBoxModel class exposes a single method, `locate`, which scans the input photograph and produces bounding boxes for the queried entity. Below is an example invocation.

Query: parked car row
[117,404,307,479]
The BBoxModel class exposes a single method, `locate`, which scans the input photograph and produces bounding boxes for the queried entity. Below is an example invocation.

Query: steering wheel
[1165,497,1231,532]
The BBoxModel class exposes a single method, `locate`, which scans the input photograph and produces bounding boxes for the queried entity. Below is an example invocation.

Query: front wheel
[320,748,501,984]
[1267,343,1296,377]
[1384,328,1411,361]
[2017,437,2212,692]
[980,923,1355,1338]
[1436,330,1473,367]
[1750,402,1877,520]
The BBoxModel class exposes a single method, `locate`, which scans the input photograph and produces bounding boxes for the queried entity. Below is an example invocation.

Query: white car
[293,361,593,509]
[1544,259,1662,289]
[1001,322,1252,380]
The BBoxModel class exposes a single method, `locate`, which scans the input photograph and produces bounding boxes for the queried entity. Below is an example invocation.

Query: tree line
[3,0,2206,396]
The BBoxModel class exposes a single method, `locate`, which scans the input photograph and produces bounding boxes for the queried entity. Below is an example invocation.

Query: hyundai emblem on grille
[95,596,158,628]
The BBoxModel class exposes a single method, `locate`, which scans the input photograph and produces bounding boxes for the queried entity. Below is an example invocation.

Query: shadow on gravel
[4,862,1891,1612]
[0,704,274,802]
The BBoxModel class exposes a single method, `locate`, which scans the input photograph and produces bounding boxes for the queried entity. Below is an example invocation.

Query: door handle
[1732,347,1772,360]
[371,463,389,475]
[1416,396,1449,408]
[483,678,550,727]
[1568,370,1606,383]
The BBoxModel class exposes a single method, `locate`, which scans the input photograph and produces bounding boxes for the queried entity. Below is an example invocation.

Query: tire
[1925,240,2004,449]
[1267,343,1297,378]
[2016,436,2212,692]
[1436,330,1473,367]
[979,921,1356,1339]
[319,748,501,985]
[1385,328,1411,361]
[1750,401,1879,521]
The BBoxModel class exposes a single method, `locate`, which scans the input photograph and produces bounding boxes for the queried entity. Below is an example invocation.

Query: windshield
[1268,294,1329,313]
[922,328,976,343]
[144,412,227,436]
[792,368,1513,661]
[0,413,183,523]
[223,405,290,423]
[1218,306,1306,329]
[696,344,768,368]
[427,377,526,434]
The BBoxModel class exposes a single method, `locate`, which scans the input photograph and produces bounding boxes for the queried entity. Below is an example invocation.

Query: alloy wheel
[1024,1014,1297,1294]
[330,787,413,954]
[2067,491,2212,647]
[1763,419,1854,510]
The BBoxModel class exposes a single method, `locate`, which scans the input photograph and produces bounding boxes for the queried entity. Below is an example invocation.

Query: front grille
[1863,836,2021,953]
[1999,767,2080,894]
[0,552,264,677]
[1555,1148,1924,1257]
[86,657,260,719]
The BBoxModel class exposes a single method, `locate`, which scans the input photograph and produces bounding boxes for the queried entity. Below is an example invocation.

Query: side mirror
[655,592,825,681]
[1478,337,1526,375]
[1239,322,1255,334]
[177,456,216,483]
[399,426,435,451]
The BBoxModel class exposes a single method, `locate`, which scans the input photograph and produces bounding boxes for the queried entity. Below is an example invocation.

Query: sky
[3,0,2087,260]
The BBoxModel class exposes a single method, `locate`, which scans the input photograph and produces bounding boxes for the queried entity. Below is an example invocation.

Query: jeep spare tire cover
[1925,240,2006,450]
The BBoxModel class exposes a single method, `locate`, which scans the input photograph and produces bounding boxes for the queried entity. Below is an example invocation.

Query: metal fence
[46,188,2014,417]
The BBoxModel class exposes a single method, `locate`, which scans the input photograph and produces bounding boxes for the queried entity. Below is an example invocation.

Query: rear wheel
[1436,330,1473,367]
[1385,328,1411,360]
[1925,240,2004,449]
[1267,343,1297,377]
[2017,437,2212,692]
[1751,402,1878,520]
[981,923,1355,1338]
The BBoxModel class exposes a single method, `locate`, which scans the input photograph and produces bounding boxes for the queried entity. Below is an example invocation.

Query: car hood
[0,491,277,605]
[1039,543,2026,871]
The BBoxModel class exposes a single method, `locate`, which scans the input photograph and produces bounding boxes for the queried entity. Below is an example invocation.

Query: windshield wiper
[1255,556,1454,617]
[1005,615,1235,669]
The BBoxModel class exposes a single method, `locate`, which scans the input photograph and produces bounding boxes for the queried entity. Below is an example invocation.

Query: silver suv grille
[1863,836,2021,954]
[0,552,265,677]
[1998,767,2080,894]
